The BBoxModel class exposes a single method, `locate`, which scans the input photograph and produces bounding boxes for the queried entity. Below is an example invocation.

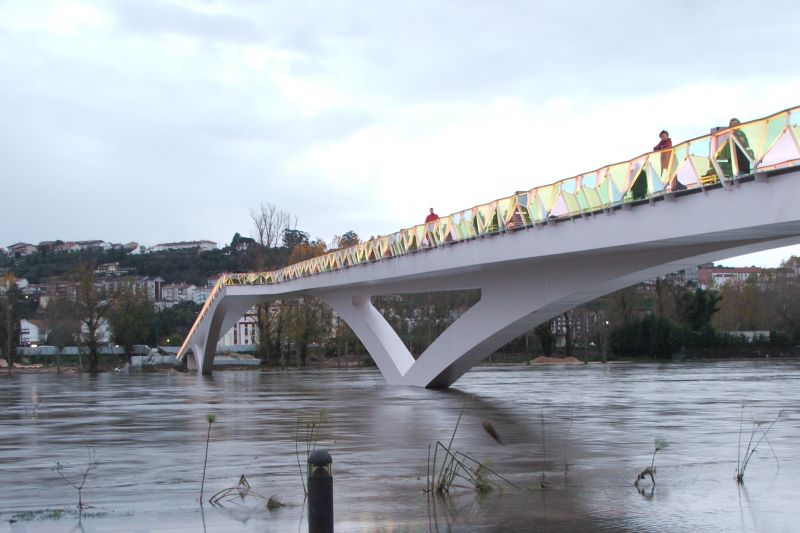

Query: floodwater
[1,361,799,532]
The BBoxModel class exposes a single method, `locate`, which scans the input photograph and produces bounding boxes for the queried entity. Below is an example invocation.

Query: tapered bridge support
[323,294,415,384]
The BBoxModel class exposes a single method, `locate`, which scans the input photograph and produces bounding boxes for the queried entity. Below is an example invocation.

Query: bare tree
[250,202,296,248]
[72,264,110,373]
[56,447,99,511]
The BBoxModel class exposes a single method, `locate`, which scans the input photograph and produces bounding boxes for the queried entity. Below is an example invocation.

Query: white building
[161,283,196,302]
[150,240,218,253]
[53,240,110,253]
[219,308,258,347]
[193,286,212,304]
[19,319,48,346]
[8,242,38,256]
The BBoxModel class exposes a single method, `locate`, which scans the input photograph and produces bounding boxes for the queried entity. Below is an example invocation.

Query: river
[1,360,798,532]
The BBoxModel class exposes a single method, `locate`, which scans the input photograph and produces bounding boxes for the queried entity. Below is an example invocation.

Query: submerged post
[307,449,333,533]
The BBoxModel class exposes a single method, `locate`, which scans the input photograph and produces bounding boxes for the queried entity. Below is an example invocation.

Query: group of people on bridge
[638,117,754,197]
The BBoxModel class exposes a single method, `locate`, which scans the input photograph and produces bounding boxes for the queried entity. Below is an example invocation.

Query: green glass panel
[497,198,511,226]
[691,155,716,186]
[597,181,609,206]
[563,194,580,213]
[531,197,546,221]
[536,184,556,212]
[791,126,800,150]
[627,157,648,200]
[583,187,601,209]
[647,168,664,193]
[575,190,590,210]
[607,163,629,195]
[734,124,759,159]
[517,204,532,225]
[487,211,500,233]
[762,116,787,158]
[476,205,490,233]
[672,143,686,164]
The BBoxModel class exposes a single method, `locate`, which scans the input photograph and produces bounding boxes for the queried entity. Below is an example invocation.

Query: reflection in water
[0,361,798,532]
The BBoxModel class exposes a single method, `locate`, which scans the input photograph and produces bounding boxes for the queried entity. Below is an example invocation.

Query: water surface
[1,361,798,532]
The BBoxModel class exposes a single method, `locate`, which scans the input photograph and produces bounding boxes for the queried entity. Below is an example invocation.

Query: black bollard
[307,449,333,533]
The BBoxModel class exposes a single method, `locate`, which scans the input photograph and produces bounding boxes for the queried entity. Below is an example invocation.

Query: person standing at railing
[422,208,440,247]
[654,130,673,171]
[653,130,677,191]
[729,118,754,175]
[425,208,439,223]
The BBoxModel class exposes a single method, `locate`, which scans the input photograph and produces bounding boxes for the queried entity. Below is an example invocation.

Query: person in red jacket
[654,130,673,170]
[425,208,439,223]
[654,130,679,190]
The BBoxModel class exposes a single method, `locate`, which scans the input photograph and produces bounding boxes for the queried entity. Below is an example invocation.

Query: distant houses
[8,242,38,257]
[150,240,218,253]
[2,239,218,258]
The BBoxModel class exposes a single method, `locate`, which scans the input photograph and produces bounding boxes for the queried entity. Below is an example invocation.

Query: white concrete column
[322,293,416,384]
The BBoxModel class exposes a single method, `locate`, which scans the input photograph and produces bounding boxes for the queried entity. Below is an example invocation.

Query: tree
[332,231,360,249]
[286,297,331,366]
[108,287,154,354]
[534,320,555,356]
[677,287,721,332]
[43,289,81,349]
[72,264,110,373]
[1,273,21,372]
[289,239,327,264]
[254,301,278,365]
[282,229,309,250]
[151,301,201,346]
[250,202,296,248]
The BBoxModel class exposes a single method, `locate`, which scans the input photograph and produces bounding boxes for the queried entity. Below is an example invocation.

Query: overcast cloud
[2,0,799,266]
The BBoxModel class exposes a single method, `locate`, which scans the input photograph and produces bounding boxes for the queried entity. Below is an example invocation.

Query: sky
[2,0,799,267]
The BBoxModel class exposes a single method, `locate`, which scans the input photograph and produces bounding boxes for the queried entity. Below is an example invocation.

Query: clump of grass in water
[735,403,784,484]
[9,509,66,522]
[54,447,99,511]
[635,438,668,487]
[200,413,216,505]
[427,397,519,494]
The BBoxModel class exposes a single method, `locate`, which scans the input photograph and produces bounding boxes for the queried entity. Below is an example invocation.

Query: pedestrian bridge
[178,106,800,388]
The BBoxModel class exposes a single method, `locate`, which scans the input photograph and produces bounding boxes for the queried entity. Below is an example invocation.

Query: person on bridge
[654,130,682,191]
[729,118,753,175]
[653,130,673,171]
[425,208,439,223]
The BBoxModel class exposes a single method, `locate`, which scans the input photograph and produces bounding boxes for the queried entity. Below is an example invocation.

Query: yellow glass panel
[536,183,559,213]
[496,198,511,227]
[607,163,629,196]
